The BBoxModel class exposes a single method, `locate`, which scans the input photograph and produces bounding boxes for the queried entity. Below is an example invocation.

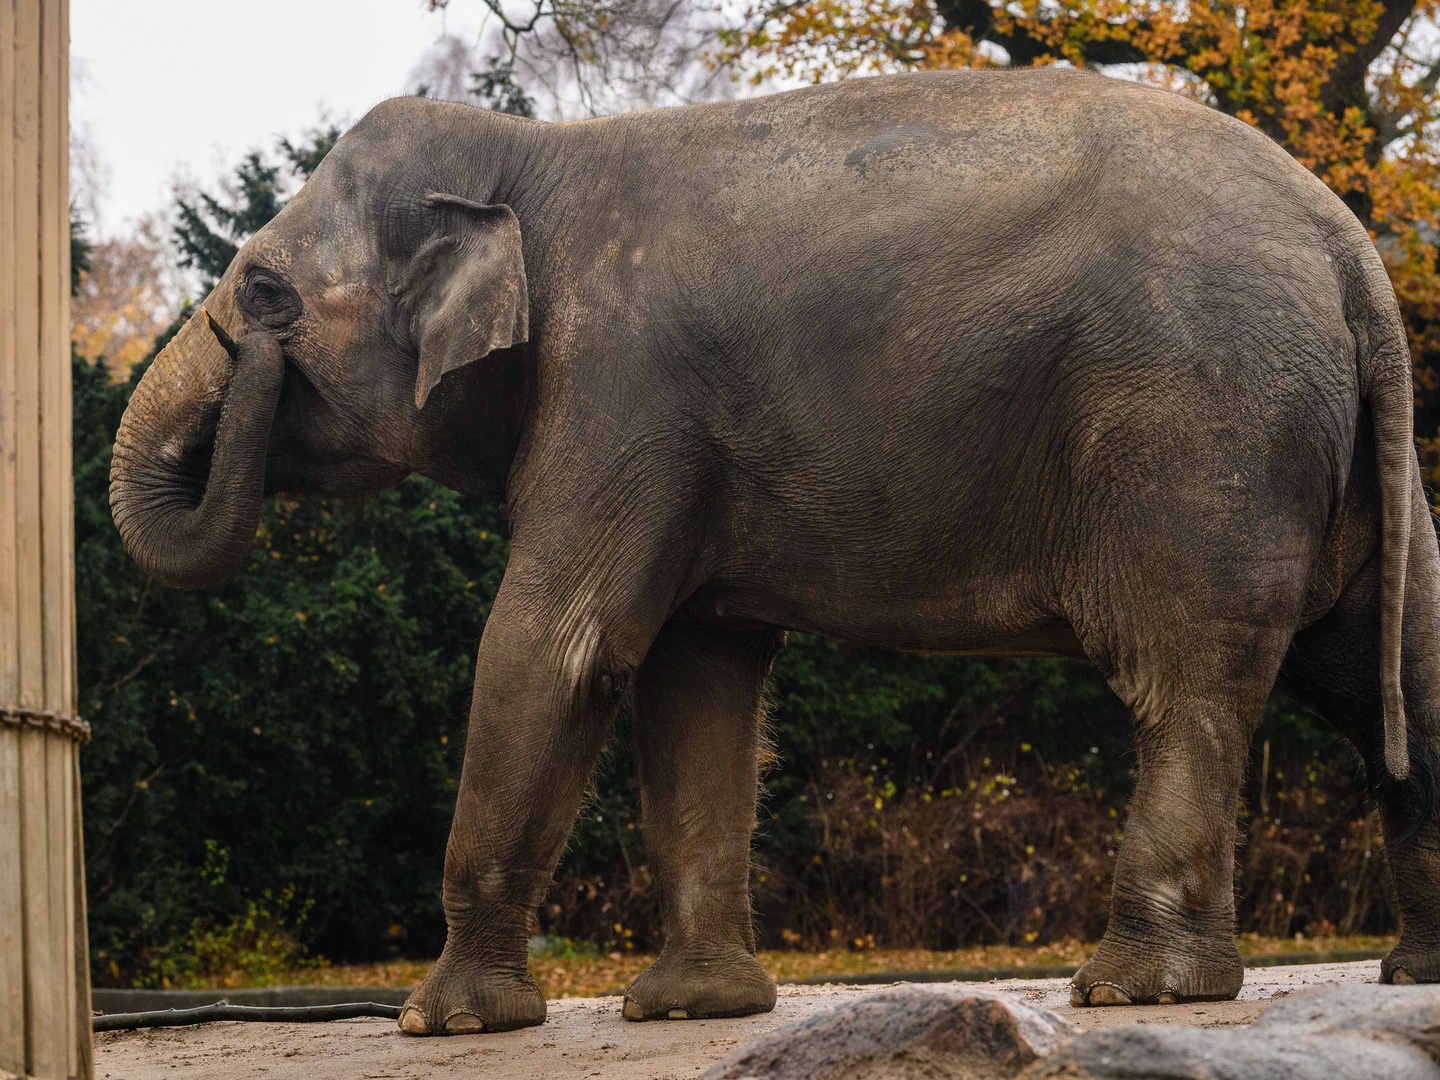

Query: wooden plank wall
[0,1,93,1077]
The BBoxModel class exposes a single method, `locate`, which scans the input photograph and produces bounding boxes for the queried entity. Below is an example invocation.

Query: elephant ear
[402,191,528,410]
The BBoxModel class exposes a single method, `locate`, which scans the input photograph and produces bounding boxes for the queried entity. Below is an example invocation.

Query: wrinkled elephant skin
[110,69,1440,1034]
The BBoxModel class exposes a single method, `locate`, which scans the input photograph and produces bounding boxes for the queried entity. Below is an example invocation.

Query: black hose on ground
[93,1001,402,1032]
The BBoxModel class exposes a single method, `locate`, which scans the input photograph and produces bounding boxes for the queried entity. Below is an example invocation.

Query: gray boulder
[1251,982,1440,1060]
[1017,1023,1439,1080]
[699,986,1075,1080]
[1020,983,1440,1080]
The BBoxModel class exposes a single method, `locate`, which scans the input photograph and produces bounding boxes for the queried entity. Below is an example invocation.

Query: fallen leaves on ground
[181,934,1395,997]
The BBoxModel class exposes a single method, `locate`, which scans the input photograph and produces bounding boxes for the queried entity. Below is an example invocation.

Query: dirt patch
[92,960,1383,1080]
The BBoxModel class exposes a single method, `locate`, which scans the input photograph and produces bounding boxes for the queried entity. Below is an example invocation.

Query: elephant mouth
[258,360,412,498]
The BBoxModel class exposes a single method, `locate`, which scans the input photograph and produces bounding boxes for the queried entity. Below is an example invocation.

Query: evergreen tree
[70,211,92,297]
[173,125,343,290]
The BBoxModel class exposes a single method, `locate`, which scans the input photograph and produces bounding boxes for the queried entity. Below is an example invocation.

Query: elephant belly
[683,557,1085,659]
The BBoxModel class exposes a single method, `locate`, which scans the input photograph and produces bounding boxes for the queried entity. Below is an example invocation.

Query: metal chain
[0,703,90,745]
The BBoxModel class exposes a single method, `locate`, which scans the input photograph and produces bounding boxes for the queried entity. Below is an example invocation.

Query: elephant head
[110,104,531,590]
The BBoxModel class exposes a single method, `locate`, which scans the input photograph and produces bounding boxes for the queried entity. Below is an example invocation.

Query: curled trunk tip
[110,322,285,590]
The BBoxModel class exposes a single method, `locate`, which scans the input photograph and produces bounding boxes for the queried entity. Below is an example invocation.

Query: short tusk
[202,307,241,365]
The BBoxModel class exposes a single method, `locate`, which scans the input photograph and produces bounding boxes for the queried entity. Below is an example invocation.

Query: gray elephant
[110,67,1440,1035]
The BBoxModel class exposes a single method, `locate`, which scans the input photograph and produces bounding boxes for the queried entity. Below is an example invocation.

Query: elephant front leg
[1070,692,1253,1006]
[621,623,784,1021]
[398,602,620,1036]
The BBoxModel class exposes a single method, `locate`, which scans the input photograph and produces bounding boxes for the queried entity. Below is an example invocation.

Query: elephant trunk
[109,312,283,591]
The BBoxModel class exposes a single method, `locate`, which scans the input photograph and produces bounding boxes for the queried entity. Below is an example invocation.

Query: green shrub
[128,842,320,989]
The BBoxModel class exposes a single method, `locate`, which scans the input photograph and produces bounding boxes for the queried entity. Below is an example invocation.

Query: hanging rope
[0,703,90,744]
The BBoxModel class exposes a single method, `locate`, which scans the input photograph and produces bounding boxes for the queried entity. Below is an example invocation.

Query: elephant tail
[1356,262,1414,782]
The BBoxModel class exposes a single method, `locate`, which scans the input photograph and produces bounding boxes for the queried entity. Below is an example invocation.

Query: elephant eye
[239,268,302,327]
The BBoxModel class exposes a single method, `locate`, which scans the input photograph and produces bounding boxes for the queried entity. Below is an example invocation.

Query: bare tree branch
[1320,0,1419,116]
[421,0,732,118]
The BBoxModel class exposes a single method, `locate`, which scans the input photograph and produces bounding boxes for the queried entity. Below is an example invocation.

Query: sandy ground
[93,959,1382,1080]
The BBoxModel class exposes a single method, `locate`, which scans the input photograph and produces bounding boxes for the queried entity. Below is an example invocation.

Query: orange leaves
[1170,0,1383,177]
[70,217,177,378]
[724,0,1405,167]
[919,27,982,70]
[991,0,1141,68]
[978,0,1392,175]
[722,0,956,82]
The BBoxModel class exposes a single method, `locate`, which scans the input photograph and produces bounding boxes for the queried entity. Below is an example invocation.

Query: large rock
[699,986,1075,1080]
[1251,982,1440,1060]
[1017,1024,1439,1080]
[1019,983,1440,1080]
[704,982,1440,1080]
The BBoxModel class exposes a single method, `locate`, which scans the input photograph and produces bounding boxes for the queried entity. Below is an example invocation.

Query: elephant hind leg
[1280,547,1440,985]
[1068,683,1256,1005]
[1069,608,1296,1006]
[621,621,784,1022]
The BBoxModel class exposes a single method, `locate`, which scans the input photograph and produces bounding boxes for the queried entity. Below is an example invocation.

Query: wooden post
[0,2,93,1078]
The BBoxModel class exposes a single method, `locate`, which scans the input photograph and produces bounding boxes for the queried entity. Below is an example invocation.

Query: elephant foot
[1382,940,1440,984]
[621,947,777,1021]
[398,950,546,1035]
[1070,933,1242,1007]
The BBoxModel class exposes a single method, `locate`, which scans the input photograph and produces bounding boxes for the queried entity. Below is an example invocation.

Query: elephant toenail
[1156,992,1178,1005]
[1392,967,1417,985]
[1069,986,1088,1007]
[443,1011,485,1034]
[1087,984,1133,1006]
[622,999,645,1021]
[668,1008,692,1020]
[398,1006,429,1035]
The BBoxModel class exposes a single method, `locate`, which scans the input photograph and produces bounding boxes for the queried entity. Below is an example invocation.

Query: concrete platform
[92,959,1384,1080]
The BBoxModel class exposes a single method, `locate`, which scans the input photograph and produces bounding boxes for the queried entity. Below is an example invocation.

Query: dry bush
[752,759,1118,950]
[544,865,663,955]
[540,745,1394,953]
[1234,751,1394,939]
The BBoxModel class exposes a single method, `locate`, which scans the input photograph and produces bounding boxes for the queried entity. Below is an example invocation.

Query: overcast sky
[71,0,485,236]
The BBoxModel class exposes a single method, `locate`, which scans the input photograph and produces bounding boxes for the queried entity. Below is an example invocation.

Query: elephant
[110,66,1440,1035]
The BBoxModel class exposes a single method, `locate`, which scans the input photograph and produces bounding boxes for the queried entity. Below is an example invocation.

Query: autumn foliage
[725,0,1440,472]
[70,219,176,378]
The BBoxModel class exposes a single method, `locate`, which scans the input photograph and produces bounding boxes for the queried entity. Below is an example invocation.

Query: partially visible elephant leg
[398,581,625,1036]
[1069,688,1254,1004]
[1279,488,1440,984]
[621,621,785,1021]
[1070,627,1287,1006]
